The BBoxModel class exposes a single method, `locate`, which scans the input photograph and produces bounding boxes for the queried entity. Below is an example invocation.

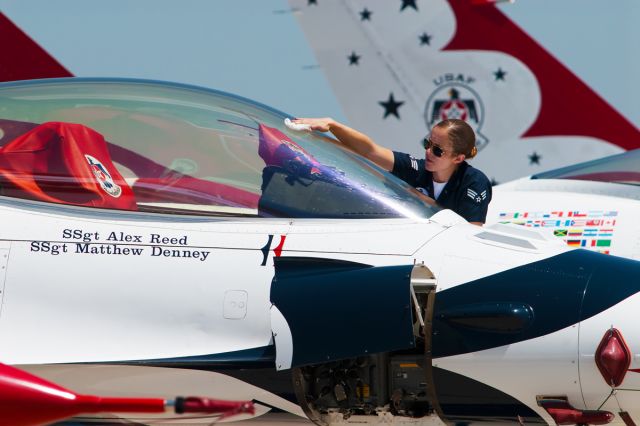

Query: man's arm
[294,118,394,171]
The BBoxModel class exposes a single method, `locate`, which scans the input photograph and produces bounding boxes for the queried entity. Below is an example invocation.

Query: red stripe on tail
[444,1,640,150]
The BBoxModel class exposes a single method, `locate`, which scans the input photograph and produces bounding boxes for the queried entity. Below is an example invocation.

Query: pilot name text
[62,228,189,245]
[31,241,210,261]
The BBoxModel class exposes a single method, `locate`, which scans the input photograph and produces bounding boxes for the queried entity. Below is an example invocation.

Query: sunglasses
[422,137,446,158]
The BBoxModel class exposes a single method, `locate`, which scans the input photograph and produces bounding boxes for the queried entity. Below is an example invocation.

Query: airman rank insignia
[467,188,486,203]
[410,156,419,171]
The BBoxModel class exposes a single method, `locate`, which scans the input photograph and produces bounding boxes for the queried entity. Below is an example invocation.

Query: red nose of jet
[0,363,165,425]
[0,363,255,425]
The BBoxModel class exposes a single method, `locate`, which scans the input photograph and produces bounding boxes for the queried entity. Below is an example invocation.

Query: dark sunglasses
[422,137,446,158]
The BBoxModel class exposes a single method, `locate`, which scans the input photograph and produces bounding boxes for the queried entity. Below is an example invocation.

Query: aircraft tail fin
[288,0,640,182]
[443,0,639,150]
[0,12,72,82]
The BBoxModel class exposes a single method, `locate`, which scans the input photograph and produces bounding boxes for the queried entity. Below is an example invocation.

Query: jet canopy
[533,149,640,187]
[0,78,437,219]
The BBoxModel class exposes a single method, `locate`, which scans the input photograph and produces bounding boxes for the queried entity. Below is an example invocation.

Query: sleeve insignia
[467,188,487,204]
[410,156,418,171]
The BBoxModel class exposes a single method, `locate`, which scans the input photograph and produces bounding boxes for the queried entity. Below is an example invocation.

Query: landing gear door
[270,257,416,370]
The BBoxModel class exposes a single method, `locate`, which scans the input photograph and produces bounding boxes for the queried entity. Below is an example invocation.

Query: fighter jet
[486,150,640,260]
[2,0,640,184]
[1,78,640,425]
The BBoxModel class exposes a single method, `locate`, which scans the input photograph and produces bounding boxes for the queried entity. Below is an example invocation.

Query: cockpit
[0,78,437,219]
[532,149,640,187]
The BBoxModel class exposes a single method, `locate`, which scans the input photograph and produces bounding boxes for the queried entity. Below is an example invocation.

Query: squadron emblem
[431,88,476,122]
[85,154,122,198]
[424,76,489,151]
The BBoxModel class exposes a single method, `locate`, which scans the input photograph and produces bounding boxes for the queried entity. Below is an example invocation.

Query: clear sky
[1,0,638,126]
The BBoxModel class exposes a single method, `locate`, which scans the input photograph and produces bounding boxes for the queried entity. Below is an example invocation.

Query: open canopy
[0,78,437,219]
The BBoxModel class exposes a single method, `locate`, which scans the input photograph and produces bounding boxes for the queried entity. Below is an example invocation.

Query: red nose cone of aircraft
[0,363,256,425]
[0,363,164,426]
[595,328,632,387]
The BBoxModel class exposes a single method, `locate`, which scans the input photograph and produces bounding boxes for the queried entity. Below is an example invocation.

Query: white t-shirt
[433,180,447,200]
